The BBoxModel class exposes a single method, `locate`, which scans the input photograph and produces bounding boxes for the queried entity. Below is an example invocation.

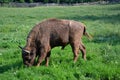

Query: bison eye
[22,51,28,55]
[23,53,29,56]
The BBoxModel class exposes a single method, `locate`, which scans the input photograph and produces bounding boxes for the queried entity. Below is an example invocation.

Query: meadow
[0,4,120,80]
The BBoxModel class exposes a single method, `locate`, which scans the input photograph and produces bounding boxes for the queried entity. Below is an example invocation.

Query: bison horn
[24,50,30,54]
[19,46,23,49]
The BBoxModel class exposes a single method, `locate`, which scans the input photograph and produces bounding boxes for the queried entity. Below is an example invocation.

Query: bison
[19,18,91,66]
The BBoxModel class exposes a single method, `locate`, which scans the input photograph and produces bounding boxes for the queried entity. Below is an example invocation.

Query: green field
[0,4,120,80]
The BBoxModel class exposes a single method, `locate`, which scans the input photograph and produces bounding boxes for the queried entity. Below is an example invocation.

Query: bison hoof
[45,64,49,66]
[36,64,40,67]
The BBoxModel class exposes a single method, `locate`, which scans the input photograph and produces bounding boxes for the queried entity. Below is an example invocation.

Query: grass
[0,4,120,80]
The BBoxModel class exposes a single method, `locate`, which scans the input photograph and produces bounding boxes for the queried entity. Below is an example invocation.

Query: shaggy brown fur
[20,18,91,66]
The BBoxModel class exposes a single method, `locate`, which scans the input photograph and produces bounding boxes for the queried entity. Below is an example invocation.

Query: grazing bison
[19,18,91,66]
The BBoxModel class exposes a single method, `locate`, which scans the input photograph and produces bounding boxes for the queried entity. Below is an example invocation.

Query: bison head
[19,46,36,66]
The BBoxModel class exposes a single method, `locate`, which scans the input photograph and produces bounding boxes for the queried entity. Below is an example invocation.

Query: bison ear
[19,46,23,50]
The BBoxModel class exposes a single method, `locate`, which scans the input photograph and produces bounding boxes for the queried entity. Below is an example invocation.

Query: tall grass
[0,4,120,80]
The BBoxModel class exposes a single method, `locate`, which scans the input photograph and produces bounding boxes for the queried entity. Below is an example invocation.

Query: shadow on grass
[60,14,120,23]
[107,5,120,11]
[92,33,120,45]
[0,61,23,73]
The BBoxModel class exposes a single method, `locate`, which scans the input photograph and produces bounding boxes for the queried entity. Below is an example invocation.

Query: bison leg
[36,48,47,66]
[79,42,86,60]
[36,45,51,66]
[36,53,47,66]
[70,42,80,63]
[45,51,51,66]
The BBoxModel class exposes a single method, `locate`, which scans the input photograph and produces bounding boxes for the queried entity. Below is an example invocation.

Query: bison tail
[83,26,93,40]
